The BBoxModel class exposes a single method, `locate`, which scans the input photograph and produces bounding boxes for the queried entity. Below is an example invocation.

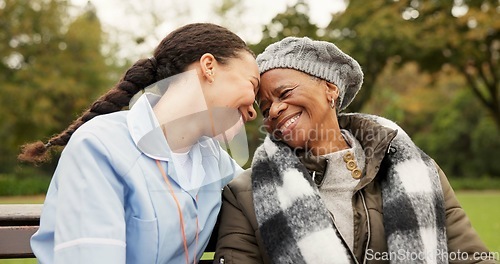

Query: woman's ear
[325,82,340,102]
[199,53,217,83]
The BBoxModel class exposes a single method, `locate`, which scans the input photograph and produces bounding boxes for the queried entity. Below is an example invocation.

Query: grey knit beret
[256,37,363,111]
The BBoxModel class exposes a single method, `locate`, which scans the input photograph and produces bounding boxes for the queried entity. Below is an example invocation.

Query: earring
[205,69,213,76]
[330,99,335,109]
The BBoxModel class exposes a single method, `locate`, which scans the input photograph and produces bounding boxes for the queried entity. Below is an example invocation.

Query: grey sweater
[319,129,365,251]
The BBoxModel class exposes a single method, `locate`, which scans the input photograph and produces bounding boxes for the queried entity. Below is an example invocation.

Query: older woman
[214,37,495,264]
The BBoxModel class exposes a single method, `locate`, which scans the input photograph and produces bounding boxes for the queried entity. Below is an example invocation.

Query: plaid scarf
[251,114,447,264]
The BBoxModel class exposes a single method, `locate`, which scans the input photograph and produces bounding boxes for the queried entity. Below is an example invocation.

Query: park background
[0,0,499,261]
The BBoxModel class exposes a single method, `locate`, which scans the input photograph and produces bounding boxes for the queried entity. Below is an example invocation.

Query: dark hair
[19,23,253,164]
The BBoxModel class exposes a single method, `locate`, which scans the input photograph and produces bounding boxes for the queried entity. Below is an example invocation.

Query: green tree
[326,0,499,127]
[0,0,117,174]
[363,60,500,178]
[411,0,499,129]
[1,0,68,172]
[414,88,500,178]
[250,0,320,55]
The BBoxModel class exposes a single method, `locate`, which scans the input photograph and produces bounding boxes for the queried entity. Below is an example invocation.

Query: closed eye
[261,108,269,118]
[279,89,293,100]
[251,77,260,95]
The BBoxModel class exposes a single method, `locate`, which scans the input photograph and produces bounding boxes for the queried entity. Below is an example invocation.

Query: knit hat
[256,37,363,111]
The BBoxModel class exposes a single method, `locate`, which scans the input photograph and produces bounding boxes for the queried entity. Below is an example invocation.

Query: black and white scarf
[251,114,447,264]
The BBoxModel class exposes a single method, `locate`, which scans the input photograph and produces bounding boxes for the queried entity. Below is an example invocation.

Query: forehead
[257,68,309,98]
[225,52,258,71]
[227,51,257,66]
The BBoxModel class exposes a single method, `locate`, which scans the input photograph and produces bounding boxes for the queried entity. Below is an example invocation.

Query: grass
[0,195,45,204]
[0,191,498,263]
[455,191,500,253]
[449,177,500,191]
[0,260,36,264]
[0,174,50,196]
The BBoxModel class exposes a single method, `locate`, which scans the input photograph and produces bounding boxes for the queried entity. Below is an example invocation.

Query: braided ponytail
[18,58,157,163]
[19,23,252,164]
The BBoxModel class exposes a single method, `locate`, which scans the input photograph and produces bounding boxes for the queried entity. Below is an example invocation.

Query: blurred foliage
[364,60,500,178]
[414,88,500,178]
[0,0,119,175]
[250,0,320,54]
[326,0,499,126]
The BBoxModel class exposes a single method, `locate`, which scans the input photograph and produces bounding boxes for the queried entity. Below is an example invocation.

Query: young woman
[18,23,260,264]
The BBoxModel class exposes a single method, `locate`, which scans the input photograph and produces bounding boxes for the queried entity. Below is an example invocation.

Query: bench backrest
[0,204,41,258]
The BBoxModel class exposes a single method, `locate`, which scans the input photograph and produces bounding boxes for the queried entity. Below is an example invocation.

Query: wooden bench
[0,204,217,263]
[0,204,41,259]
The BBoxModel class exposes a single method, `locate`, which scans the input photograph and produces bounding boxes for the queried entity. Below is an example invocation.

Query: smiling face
[257,68,341,150]
[205,51,260,124]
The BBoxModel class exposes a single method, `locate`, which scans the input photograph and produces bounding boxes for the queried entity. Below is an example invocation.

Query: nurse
[18,23,260,264]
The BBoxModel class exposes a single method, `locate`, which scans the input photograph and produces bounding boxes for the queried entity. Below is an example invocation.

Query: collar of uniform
[127,93,208,195]
[127,92,173,161]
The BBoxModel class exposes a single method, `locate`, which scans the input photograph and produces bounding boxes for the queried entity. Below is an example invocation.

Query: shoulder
[340,113,409,137]
[63,111,141,172]
[69,112,133,149]
[223,168,256,218]
[227,168,253,194]
[75,112,129,140]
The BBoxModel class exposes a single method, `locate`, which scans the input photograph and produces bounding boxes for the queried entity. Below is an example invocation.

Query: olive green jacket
[214,115,495,264]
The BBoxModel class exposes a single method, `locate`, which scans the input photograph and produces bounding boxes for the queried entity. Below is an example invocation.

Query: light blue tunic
[31,93,243,263]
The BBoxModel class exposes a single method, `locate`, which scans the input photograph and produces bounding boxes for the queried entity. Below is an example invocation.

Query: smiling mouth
[278,113,301,134]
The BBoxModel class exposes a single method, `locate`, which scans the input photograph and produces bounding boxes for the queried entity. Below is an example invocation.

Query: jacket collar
[299,113,398,189]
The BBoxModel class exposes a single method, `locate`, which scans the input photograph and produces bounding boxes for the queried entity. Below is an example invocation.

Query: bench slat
[0,204,42,258]
[0,226,38,258]
[0,204,43,222]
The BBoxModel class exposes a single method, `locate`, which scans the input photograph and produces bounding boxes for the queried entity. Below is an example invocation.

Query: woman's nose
[269,102,286,120]
[242,104,257,122]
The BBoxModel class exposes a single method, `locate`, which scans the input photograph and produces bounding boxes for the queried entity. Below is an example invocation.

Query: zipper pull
[387,144,396,154]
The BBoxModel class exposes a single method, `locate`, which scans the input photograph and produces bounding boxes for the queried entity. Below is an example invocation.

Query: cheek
[235,84,255,104]
[243,89,255,104]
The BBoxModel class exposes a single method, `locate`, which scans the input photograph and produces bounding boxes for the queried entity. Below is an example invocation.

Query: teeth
[280,114,300,132]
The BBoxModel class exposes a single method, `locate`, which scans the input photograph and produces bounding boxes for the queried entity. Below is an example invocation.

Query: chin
[282,139,306,151]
